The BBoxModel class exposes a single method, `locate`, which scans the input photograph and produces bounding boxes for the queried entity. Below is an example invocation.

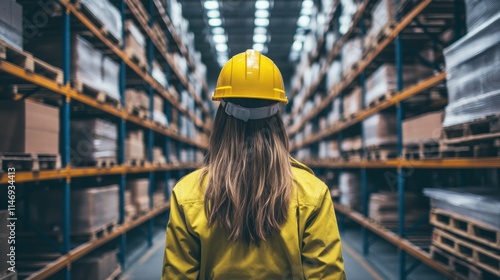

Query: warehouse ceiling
[181,0,303,90]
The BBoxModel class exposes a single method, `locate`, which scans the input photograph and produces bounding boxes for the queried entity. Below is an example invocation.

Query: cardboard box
[125,20,147,66]
[0,100,59,154]
[127,179,150,213]
[403,110,444,144]
[343,87,362,118]
[73,249,119,280]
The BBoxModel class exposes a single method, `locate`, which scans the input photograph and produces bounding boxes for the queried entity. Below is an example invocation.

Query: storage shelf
[303,158,500,169]
[26,202,171,280]
[333,204,456,279]
[151,0,210,95]
[0,163,202,184]
[0,61,207,149]
[57,0,211,133]
[124,0,210,118]
[291,71,446,150]
[288,0,433,136]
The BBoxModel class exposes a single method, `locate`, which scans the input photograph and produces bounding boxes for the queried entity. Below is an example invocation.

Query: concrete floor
[122,229,386,280]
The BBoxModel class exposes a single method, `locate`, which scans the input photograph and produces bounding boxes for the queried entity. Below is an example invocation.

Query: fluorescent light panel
[204,0,219,10]
[253,34,267,43]
[254,27,267,34]
[207,10,220,18]
[208,18,222,26]
[255,9,269,18]
[216,43,228,52]
[297,15,310,27]
[255,0,270,9]
[255,18,269,26]
[212,34,227,43]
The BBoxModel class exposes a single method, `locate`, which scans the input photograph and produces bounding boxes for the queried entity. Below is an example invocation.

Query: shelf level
[303,158,500,169]
[26,202,171,280]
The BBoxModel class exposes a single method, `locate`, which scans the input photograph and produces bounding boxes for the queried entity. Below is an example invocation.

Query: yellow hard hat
[212,49,288,104]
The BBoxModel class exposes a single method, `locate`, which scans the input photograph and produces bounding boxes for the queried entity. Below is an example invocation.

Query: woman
[162,50,345,279]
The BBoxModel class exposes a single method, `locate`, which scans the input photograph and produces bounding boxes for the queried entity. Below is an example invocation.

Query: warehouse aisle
[123,231,382,279]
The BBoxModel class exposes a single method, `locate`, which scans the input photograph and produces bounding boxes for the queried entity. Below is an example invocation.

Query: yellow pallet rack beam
[288,0,433,136]
[303,158,500,169]
[291,72,446,150]
[333,204,456,279]
[26,202,171,280]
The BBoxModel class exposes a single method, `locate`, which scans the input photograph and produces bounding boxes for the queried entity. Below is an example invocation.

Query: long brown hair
[202,98,293,245]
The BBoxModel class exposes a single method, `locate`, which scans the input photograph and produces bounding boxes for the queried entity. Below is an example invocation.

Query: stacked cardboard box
[153,190,165,208]
[26,35,120,101]
[153,147,167,165]
[152,60,167,88]
[125,20,147,68]
[125,130,145,161]
[341,38,362,75]
[124,190,137,220]
[341,136,363,153]
[403,110,444,145]
[343,87,362,118]
[127,179,150,213]
[125,88,150,113]
[72,250,119,280]
[0,100,59,154]
[339,171,361,209]
[326,61,342,91]
[319,140,340,159]
[327,98,341,125]
[0,0,22,49]
[71,119,117,164]
[30,185,119,233]
[442,13,500,127]
[363,112,397,147]
[369,192,424,228]
[365,0,395,47]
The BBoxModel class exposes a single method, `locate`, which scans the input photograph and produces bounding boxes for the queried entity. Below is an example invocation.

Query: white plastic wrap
[74,36,103,90]
[326,61,342,90]
[152,60,167,88]
[71,119,117,161]
[443,13,500,127]
[327,97,341,124]
[365,0,394,46]
[464,0,500,32]
[424,187,500,229]
[102,56,120,101]
[339,171,360,209]
[363,113,397,147]
[343,87,362,117]
[153,111,168,127]
[341,136,362,152]
[0,0,22,49]
[341,38,363,75]
[80,0,123,41]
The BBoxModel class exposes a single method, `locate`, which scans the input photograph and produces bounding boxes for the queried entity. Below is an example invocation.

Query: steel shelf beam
[333,204,456,279]
[303,158,500,169]
[288,0,434,136]
[291,72,446,150]
[26,203,171,280]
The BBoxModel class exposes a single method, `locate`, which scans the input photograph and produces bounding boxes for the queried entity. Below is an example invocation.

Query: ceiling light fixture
[204,0,219,10]
[255,18,270,26]
[207,10,220,18]
[253,43,264,52]
[212,34,227,43]
[216,43,228,52]
[292,40,302,52]
[208,18,222,26]
[253,34,267,43]
[254,27,267,34]
[255,9,269,18]
[302,0,314,9]
[212,27,224,34]
[297,15,310,27]
[255,0,270,10]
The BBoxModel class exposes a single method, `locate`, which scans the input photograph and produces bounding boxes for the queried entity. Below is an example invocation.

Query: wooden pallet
[367,90,397,108]
[430,246,483,280]
[80,157,118,168]
[440,141,500,158]
[430,208,500,250]
[126,104,149,120]
[74,0,122,45]
[125,158,147,167]
[443,115,500,145]
[73,80,122,108]
[71,221,118,242]
[341,150,362,162]
[0,40,63,84]
[433,228,500,277]
[365,146,398,161]
[363,24,395,58]
[0,153,61,172]
[403,141,441,159]
[125,0,150,32]
[105,266,122,280]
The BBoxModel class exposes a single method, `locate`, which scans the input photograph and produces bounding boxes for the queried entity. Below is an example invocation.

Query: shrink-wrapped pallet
[125,89,149,111]
[339,171,360,209]
[326,61,342,90]
[341,136,362,152]
[79,0,122,41]
[343,87,362,117]
[363,113,397,147]
[369,192,424,224]
[403,110,444,144]
[125,20,147,67]
[327,97,342,125]
[154,147,167,165]
[30,185,119,233]
[102,57,120,101]
[0,0,22,49]
[153,95,168,126]
[424,188,500,229]
[152,60,167,88]
[125,130,145,160]
[365,64,433,105]
[127,179,150,213]
[71,119,117,162]
[365,0,395,47]
[341,38,362,75]
[442,14,500,127]
[464,0,500,32]
[73,249,119,280]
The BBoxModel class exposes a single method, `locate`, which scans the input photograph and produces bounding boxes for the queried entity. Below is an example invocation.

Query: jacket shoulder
[172,169,206,204]
[292,167,329,207]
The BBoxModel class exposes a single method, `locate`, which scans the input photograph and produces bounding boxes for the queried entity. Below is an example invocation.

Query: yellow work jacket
[162,160,346,279]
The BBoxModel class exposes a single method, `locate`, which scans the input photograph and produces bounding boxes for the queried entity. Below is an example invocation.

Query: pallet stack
[368,192,425,230]
[127,179,150,214]
[72,249,121,280]
[125,88,150,119]
[425,188,500,279]
[0,0,22,50]
[339,171,361,210]
[125,130,146,166]
[71,119,118,167]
